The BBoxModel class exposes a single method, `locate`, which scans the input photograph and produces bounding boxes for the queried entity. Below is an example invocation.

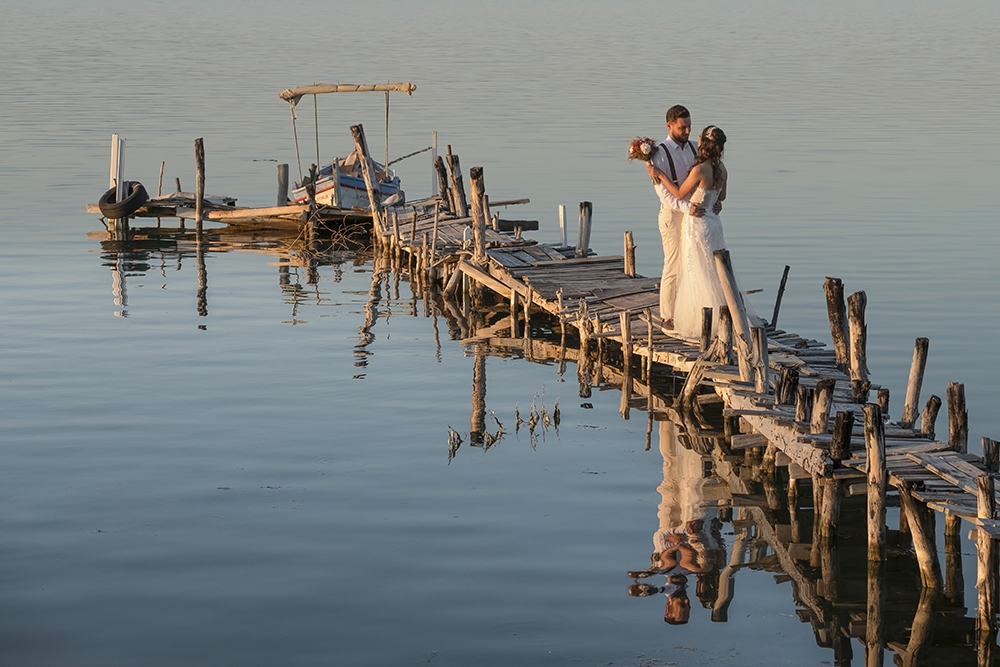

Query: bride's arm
[649,164,702,200]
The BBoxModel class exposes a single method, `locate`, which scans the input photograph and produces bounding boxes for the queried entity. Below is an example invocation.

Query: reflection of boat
[279,83,416,210]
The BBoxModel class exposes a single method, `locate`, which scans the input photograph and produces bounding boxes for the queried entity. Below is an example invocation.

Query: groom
[646,105,719,328]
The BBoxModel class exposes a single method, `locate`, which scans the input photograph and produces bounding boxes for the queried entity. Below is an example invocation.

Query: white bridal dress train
[673,188,747,339]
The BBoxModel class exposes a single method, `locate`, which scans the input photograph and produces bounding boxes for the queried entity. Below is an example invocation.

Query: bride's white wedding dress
[673,188,730,339]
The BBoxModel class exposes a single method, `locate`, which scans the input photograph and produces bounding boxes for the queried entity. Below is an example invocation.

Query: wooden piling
[830,410,855,461]
[864,403,887,562]
[445,150,468,217]
[921,395,942,438]
[434,155,450,208]
[350,124,385,228]
[157,160,165,197]
[848,290,870,383]
[948,382,968,453]
[623,231,636,277]
[983,437,1000,474]
[718,305,734,365]
[824,277,850,371]
[771,265,790,328]
[619,311,633,418]
[876,387,890,415]
[811,378,836,434]
[576,202,593,258]
[714,249,754,382]
[277,163,289,205]
[700,307,713,353]
[945,513,965,605]
[901,338,930,429]
[852,379,872,403]
[976,474,997,665]
[175,177,182,193]
[194,138,205,225]
[819,478,840,540]
[775,366,799,406]
[751,327,769,394]
[469,166,487,265]
[796,386,814,424]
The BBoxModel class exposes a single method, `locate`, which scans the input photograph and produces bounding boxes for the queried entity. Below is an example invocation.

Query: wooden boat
[278,82,416,210]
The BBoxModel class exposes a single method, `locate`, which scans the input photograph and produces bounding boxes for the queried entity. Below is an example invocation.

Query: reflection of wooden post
[824,277,850,371]
[196,232,207,317]
[899,587,936,667]
[470,343,487,445]
[977,474,997,667]
[948,382,968,453]
[901,338,930,428]
[897,479,942,588]
[945,513,965,605]
[866,559,885,667]
[712,523,748,622]
[619,311,632,419]
[848,291,870,383]
[865,404,887,562]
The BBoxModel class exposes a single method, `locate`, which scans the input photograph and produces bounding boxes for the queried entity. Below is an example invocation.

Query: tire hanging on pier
[98,181,148,219]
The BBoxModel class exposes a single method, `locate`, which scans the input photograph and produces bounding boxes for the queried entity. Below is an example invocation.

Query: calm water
[2,1,999,665]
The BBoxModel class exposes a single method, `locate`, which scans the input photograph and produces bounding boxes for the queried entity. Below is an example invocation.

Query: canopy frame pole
[290,102,304,183]
[313,94,320,171]
[384,91,390,181]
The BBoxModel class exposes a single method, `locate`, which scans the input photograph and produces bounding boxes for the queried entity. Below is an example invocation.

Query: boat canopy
[279,83,416,106]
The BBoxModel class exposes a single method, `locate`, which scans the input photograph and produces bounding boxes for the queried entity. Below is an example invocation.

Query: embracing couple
[646,105,731,340]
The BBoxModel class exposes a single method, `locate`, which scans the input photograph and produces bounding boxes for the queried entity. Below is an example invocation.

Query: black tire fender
[98,181,148,219]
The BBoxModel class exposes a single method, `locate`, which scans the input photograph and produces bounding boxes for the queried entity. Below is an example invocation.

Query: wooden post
[876,387,890,415]
[509,290,520,338]
[157,160,165,197]
[775,366,799,405]
[306,164,318,238]
[796,386,814,424]
[469,166,487,265]
[751,327,769,394]
[824,277,850,371]
[771,264,790,327]
[718,305,734,365]
[820,478,841,540]
[852,379,872,403]
[576,201,593,257]
[920,395,942,438]
[976,474,997,666]
[332,157,341,208]
[848,290,870,383]
[714,250,754,382]
[277,163,289,206]
[897,479,943,589]
[350,124,385,228]
[445,150,468,217]
[700,307,713,353]
[523,287,533,340]
[558,204,567,246]
[901,337,930,429]
[864,403,887,562]
[175,177,182,193]
[811,378,837,434]
[623,231,636,277]
[983,437,1000,474]
[434,155,450,208]
[948,382,968,453]
[830,410,855,461]
[619,311,633,419]
[194,138,205,225]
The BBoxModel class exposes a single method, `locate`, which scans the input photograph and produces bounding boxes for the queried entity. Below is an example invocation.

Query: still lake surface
[2,1,999,664]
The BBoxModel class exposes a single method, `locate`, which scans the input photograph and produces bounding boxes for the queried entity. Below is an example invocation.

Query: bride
[649,125,733,339]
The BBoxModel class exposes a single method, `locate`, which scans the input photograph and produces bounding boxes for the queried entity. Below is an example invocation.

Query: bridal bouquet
[628,137,658,183]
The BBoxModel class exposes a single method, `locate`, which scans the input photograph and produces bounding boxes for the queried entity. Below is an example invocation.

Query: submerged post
[901,337,930,429]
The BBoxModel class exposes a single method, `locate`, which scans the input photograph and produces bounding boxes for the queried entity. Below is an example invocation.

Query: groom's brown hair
[666,105,690,123]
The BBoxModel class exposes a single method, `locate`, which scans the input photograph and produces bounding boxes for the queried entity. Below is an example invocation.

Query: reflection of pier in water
[88,226,1000,666]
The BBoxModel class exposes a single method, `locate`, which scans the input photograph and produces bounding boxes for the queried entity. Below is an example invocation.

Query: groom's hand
[713,201,723,215]
[689,202,706,218]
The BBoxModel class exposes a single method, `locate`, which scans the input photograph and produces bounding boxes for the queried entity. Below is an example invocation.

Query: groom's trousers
[658,205,683,323]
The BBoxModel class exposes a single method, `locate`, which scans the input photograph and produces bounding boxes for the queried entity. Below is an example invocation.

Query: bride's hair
[695,125,726,168]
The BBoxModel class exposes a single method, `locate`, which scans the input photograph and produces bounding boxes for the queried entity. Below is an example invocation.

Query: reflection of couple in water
[628,421,727,624]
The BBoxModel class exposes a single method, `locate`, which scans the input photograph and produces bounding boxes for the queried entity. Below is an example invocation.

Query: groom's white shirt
[652,136,698,211]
